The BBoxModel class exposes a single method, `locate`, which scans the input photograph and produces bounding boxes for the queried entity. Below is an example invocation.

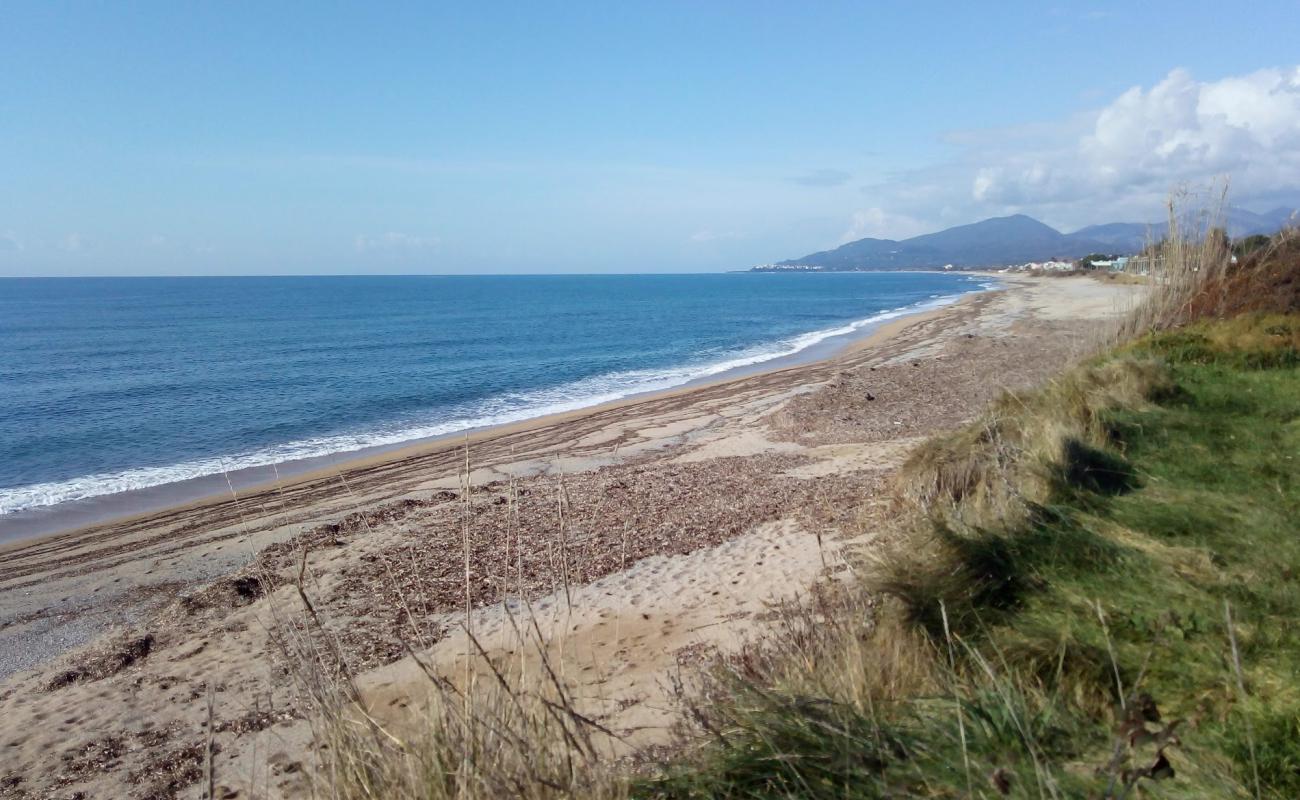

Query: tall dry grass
[1110,187,1229,340]
[262,454,629,800]
[1108,185,1297,341]
[270,604,626,800]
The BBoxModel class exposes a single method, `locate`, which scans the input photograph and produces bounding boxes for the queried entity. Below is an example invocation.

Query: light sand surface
[0,274,1143,799]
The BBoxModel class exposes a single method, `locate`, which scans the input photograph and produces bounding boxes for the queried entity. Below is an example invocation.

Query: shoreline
[0,283,990,546]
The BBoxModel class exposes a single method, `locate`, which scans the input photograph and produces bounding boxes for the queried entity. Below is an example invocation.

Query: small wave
[0,291,973,515]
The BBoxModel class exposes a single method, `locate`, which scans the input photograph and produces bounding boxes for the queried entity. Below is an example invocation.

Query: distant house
[1024,260,1075,272]
[1087,256,1130,271]
[1000,259,1075,273]
[750,263,825,272]
[1124,255,1159,275]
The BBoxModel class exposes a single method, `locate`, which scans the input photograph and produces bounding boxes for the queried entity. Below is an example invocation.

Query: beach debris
[46,633,156,691]
[127,728,212,800]
[179,575,269,616]
[272,453,882,672]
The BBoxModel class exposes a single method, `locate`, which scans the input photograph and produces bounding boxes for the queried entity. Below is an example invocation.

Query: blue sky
[3,2,1299,276]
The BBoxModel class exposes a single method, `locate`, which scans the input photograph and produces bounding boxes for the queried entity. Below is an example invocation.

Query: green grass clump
[1135,313,1300,370]
[644,314,1300,799]
[894,357,1175,532]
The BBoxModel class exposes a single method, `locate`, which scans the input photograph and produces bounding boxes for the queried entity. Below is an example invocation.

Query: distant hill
[1067,221,1158,252]
[1072,207,1298,253]
[758,207,1298,271]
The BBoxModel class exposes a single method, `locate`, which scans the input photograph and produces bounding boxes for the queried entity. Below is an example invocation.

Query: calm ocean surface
[0,272,988,523]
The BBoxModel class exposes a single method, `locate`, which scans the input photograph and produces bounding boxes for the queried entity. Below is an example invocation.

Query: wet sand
[0,273,1139,799]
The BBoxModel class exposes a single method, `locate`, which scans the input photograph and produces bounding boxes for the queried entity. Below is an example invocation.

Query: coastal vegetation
[640,221,1300,798]
[294,213,1299,798]
[646,313,1299,798]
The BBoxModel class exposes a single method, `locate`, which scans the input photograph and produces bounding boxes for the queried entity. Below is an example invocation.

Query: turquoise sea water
[0,272,988,522]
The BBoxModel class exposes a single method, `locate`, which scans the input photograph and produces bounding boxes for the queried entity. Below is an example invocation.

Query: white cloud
[354,231,441,253]
[852,66,1300,238]
[0,231,22,252]
[971,169,997,202]
[839,208,928,242]
[1069,67,1300,198]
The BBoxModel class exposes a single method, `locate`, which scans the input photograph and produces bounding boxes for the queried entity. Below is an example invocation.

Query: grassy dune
[646,312,1300,798]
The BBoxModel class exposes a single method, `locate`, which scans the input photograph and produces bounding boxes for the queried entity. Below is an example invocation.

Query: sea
[0,272,991,538]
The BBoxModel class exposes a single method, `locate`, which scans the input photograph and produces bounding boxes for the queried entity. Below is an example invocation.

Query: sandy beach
[0,274,1140,799]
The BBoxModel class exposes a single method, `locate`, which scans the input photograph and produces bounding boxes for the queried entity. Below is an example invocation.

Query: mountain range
[759,206,1297,271]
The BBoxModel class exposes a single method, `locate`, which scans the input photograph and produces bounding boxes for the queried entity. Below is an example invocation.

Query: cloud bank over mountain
[851,66,1300,239]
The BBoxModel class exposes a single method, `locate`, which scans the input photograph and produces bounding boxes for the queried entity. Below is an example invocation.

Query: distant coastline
[756,207,1296,272]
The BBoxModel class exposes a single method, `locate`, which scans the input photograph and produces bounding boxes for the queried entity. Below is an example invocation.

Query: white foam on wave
[0,288,981,515]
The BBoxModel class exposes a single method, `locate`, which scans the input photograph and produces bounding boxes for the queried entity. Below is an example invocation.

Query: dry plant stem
[558,468,573,614]
[462,437,473,637]
[459,623,531,724]
[504,455,517,656]
[813,493,828,570]
[939,600,972,797]
[1095,600,1125,712]
[1225,601,1261,800]
[295,546,359,703]
[967,645,1055,798]
[510,464,530,688]
[406,540,434,649]
[205,685,215,800]
[331,470,432,648]
[616,521,629,652]
[461,436,473,796]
